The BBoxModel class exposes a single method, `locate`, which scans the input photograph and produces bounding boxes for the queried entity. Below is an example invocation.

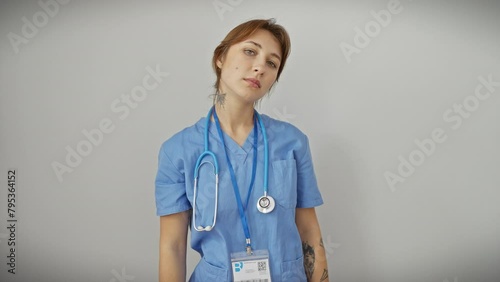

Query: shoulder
[159,117,205,155]
[259,114,313,162]
[260,114,308,141]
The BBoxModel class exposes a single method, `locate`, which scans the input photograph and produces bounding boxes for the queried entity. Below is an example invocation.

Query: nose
[253,58,265,76]
[253,64,264,76]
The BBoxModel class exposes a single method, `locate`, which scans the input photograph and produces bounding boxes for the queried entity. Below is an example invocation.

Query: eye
[267,61,278,69]
[244,49,256,56]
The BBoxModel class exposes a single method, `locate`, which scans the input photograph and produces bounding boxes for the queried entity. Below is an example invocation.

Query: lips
[244,78,261,88]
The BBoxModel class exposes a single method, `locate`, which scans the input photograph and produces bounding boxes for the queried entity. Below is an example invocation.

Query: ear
[216,58,223,69]
[216,51,227,69]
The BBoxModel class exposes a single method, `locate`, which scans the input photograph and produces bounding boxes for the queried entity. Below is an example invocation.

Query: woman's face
[217,29,282,104]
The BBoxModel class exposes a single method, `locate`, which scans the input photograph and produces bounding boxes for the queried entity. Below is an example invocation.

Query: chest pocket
[271,159,298,209]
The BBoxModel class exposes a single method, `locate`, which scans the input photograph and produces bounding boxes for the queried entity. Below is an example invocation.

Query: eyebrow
[244,40,282,62]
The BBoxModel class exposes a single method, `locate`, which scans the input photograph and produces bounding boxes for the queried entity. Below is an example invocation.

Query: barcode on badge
[236,280,269,282]
[258,261,267,271]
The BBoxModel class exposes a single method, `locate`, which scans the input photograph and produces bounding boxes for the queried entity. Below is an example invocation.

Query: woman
[155,18,329,282]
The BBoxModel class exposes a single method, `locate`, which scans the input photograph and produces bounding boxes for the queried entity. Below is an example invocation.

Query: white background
[1,0,499,281]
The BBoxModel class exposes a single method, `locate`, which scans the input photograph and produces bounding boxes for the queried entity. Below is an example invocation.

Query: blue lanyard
[212,107,258,253]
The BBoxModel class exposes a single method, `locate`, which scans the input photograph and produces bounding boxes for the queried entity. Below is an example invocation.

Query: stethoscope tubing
[193,107,272,232]
[192,108,220,232]
[255,111,269,196]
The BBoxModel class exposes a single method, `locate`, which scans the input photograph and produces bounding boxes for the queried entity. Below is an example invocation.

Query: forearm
[159,246,186,282]
[301,235,329,282]
[158,212,189,282]
[296,208,329,282]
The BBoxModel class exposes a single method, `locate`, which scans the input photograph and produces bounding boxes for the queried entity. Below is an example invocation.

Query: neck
[213,98,255,134]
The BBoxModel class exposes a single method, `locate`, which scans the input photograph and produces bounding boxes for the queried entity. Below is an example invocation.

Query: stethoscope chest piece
[257,195,275,214]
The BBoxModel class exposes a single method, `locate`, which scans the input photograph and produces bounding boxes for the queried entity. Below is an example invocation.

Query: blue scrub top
[155,112,323,282]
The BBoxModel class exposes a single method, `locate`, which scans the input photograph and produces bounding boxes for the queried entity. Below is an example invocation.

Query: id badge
[231,249,272,282]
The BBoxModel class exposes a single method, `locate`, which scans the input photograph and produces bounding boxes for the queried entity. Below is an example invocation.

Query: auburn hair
[212,18,291,94]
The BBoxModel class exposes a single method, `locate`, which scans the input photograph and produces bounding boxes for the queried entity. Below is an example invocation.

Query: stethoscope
[192,107,275,232]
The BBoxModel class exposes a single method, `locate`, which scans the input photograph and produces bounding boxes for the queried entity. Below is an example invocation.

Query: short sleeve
[155,142,191,216]
[295,135,324,208]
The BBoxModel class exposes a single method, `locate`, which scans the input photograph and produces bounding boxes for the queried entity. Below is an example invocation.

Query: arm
[159,210,190,282]
[296,207,329,282]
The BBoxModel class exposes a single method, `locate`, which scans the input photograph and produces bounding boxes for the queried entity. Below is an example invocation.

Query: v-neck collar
[206,118,257,156]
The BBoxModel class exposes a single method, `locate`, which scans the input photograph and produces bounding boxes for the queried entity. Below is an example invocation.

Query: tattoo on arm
[320,269,329,281]
[319,238,329,281]
[302,241,315,280]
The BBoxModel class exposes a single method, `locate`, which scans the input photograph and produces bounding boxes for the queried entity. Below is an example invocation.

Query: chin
[242,92,266,104]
